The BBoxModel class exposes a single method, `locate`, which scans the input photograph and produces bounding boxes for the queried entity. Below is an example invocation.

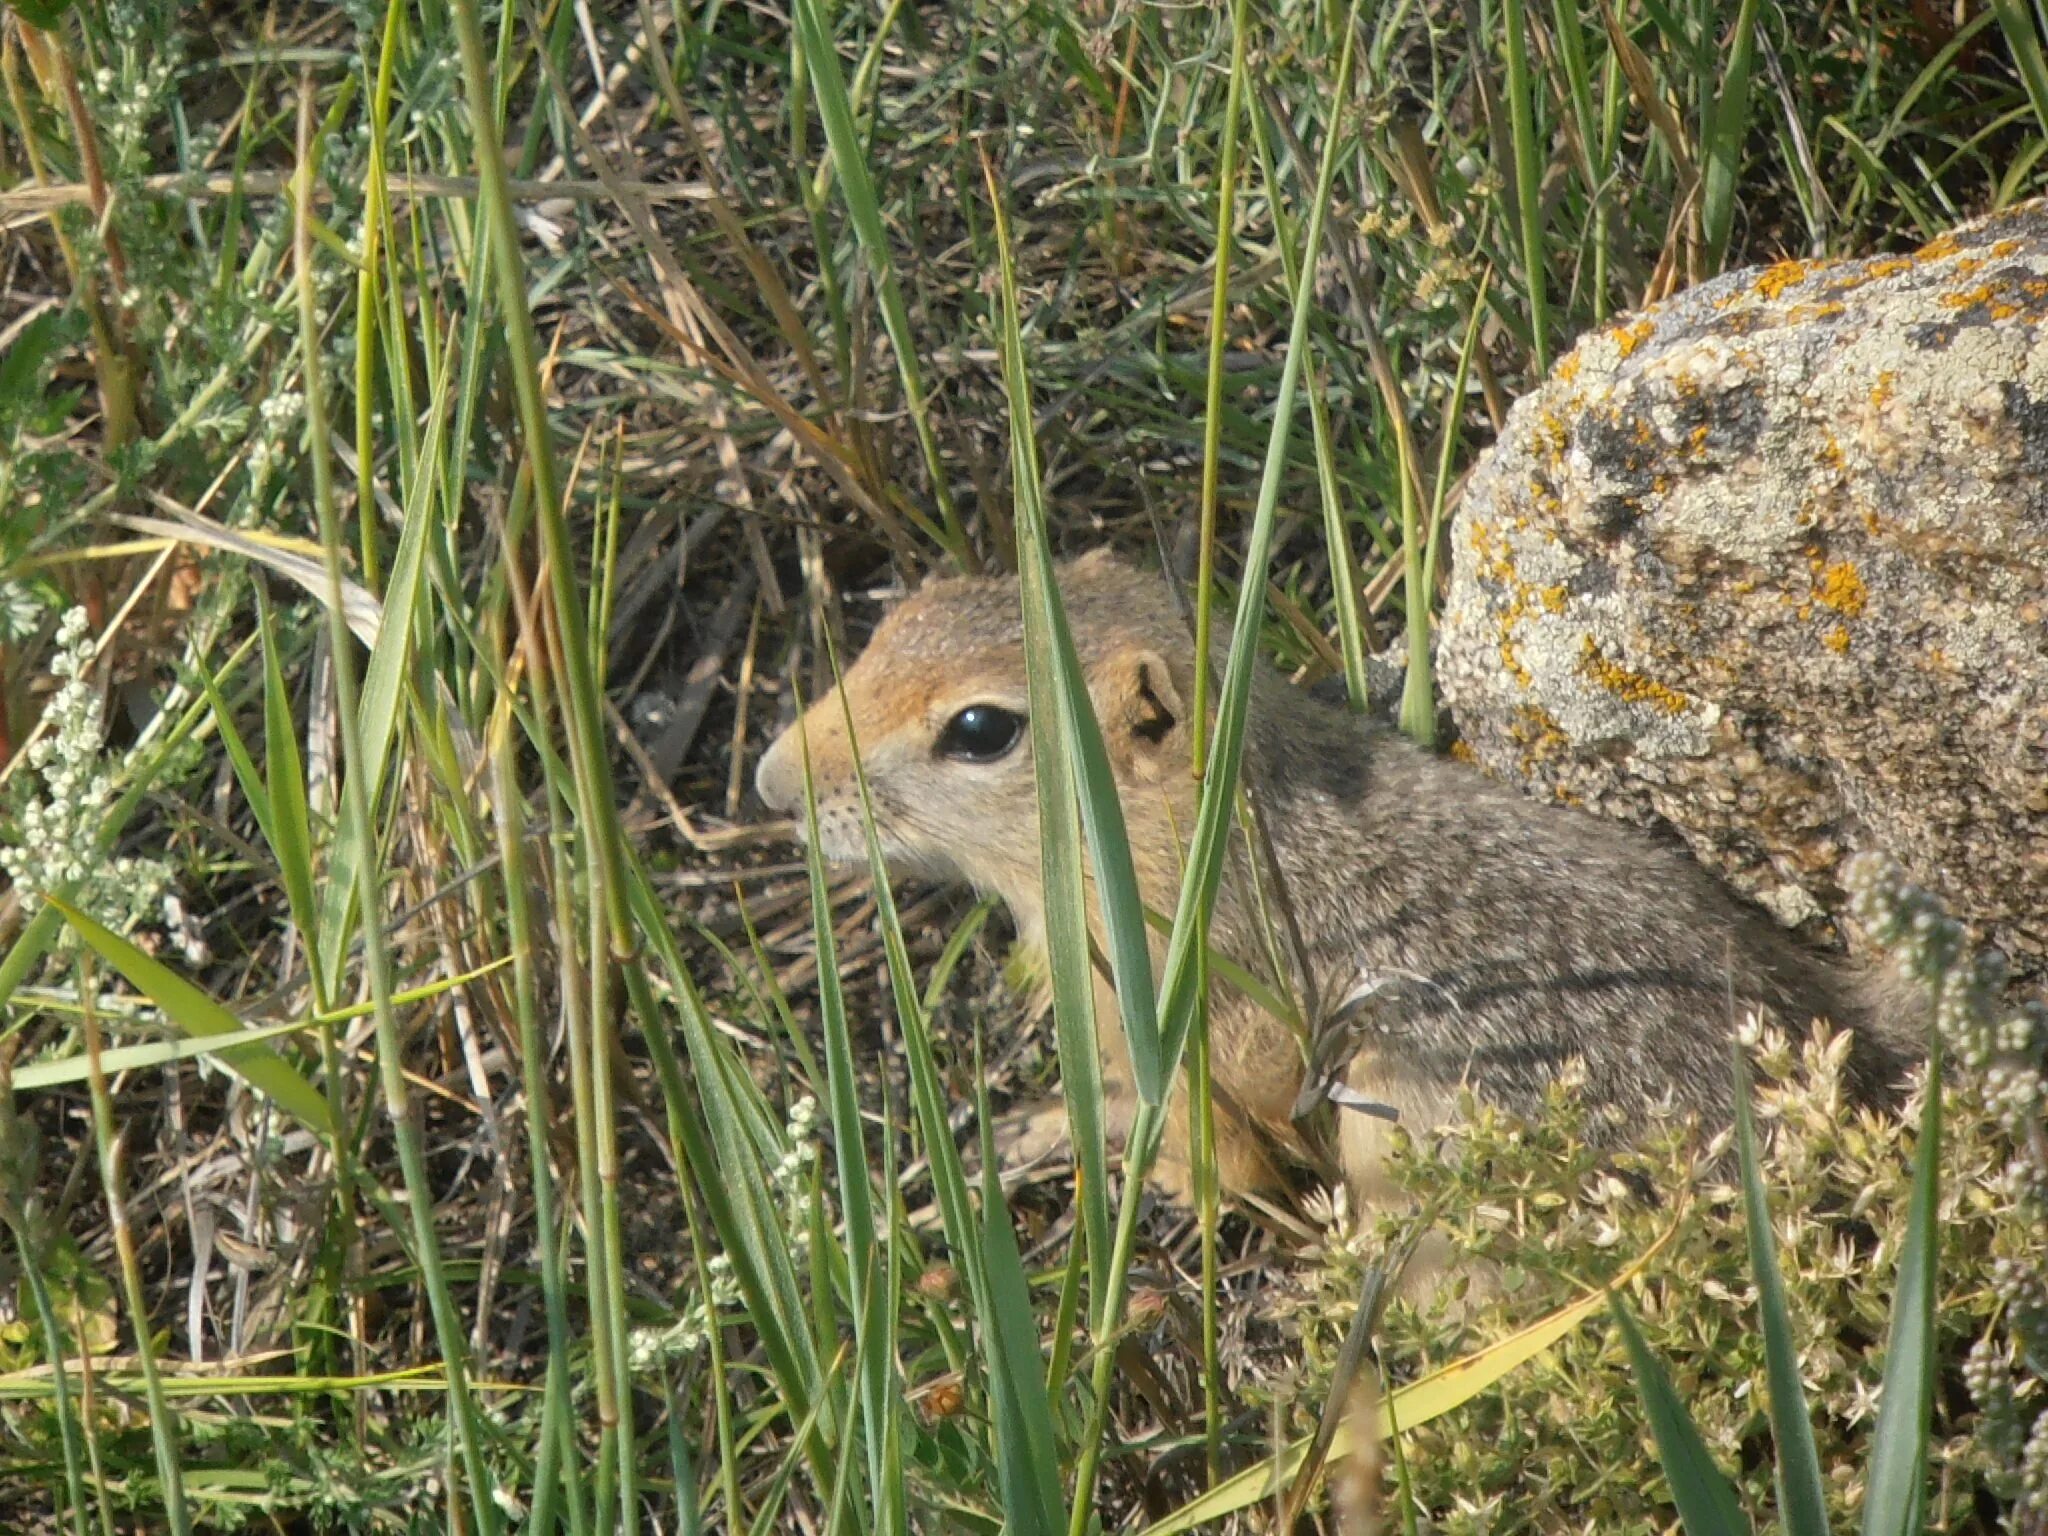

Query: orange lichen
[1468,519,1535,687]
[1754,259,1815,299]
[1507,704,1571,775]
[1612,320,1654,358]
[1814,559,1867,617]
[1466,517,1514,584]
[1934,274,2048,323]
[1577,637,1692,716]
[1501,641,1531,686]
[1823,255,1912,301]
[1938,283,2023,320]
[1871,370,1898,409]
[1469,521,1576,690]
[1556,350,1582,383]
[1916,232,1964,263]
[1448,739,1479,764]
[1823,625,1851,653]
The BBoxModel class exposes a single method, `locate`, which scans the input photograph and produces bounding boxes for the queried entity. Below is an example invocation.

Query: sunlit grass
[0,0,2043,1529]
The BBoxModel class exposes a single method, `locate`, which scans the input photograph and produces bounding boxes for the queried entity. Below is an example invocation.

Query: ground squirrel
[755,550,1919,1211]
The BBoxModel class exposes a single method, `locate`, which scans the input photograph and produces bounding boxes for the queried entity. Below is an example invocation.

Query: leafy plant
[1606,854,2043,1536]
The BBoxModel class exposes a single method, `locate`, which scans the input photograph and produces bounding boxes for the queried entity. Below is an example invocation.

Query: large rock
[1438,202,2048,976]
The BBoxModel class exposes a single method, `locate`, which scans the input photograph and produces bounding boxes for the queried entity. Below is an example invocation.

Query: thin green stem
[1066,7,1363,1527]
[292,69,501,1534]
[79,957,190,1536]
[5,1142,95,1536]
[490,718,592,1536]
[1190,0,1251,776]
[1502,0,1550,372]
[1188,3,1249,1481]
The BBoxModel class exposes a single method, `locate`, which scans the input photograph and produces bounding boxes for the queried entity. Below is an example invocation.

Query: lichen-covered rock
[1438,201,2048,975]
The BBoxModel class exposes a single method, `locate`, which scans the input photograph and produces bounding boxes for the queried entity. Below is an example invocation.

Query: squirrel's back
[1239,692,1919,1136]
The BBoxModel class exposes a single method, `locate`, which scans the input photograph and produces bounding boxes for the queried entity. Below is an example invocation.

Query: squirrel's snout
[754,728,801,815]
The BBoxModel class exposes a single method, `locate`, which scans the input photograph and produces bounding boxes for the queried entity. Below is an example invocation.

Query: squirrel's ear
[1093,647,1182,779]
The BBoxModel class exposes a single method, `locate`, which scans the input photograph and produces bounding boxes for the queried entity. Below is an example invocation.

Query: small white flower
[0,609,173,935]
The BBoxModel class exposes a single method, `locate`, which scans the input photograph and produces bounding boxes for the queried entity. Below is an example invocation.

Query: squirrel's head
[754,550,1199,928]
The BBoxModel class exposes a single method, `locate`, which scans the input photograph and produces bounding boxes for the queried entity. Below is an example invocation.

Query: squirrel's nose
[755,727,800,814]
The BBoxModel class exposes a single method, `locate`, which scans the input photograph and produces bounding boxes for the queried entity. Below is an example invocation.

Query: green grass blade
[313,331,450,987]
[194,651,281,875]
[984,150,1125,1308]
[1700,0,1763,272]
[1821,119,1939,236]
[43,896,333,1137]
[979,1115,1066,1536]
[293,67,498,1533]
[795,711,892,1523]
[1192,0,1255,750]
[1067,10,1365,1530]
[1501,0,1550,372]
[19,1267,92,1533]
[11,1011,320,1088]
[1549,0,1603,190]
[1859,1033,1943,1536]
[76,952,191,1536]
[11,963,501,1076]
[820,659,993,1323]
[257,594,319,967]
[789,0,970,565]
[1608,1297,1753,1536]
[487,722,589,1535]
[1015,530,1116,1273]
[1422,283,1490,599]
[1732,1044,1831,1536]
[1992,0,2048,142]
[1309,357,1370,711]
[1153,0,1362,1081]
[639,1013,832,1486]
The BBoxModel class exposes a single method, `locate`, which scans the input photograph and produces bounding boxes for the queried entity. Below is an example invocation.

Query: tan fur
[756,552,1917,1218]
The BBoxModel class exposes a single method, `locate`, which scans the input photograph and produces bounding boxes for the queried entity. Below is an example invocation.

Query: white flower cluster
[245,390,306,495]
[1846,854,2046,1125]
[626,1095,822,1372]
[1845,851,2048,1521]
[0,609,170,931]
[90,51,178,178]
[0,581,45,645]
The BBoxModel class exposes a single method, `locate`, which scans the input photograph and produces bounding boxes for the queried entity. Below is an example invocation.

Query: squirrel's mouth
[795,805,966,887]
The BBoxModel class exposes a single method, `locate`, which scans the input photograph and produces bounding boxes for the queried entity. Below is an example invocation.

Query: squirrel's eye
[935,704,1025,763]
